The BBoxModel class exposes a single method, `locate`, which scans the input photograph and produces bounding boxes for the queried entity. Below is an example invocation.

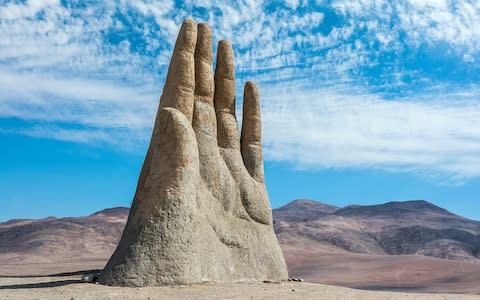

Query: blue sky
[1,0,480,221]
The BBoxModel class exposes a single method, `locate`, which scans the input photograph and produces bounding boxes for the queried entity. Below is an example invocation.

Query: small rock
[81,272,100,283]
[262,280,280,284]
[288,277,304,282]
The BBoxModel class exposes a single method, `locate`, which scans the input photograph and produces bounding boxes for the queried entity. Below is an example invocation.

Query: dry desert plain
[1,200,480,299]
[1,275,479,300]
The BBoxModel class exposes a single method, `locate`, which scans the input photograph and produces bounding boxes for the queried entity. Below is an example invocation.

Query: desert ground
[2,249,480,299]
[283,243,480,294]
[2,201,480,298]
[1,275,479,300]
[3,246,480,295]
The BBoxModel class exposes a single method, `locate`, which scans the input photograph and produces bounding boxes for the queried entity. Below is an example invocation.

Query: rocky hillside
[274,200,480,261]
[273,199,339,222]
[1,200,479,265]
[2,200,480,293]
[0,208,128,264]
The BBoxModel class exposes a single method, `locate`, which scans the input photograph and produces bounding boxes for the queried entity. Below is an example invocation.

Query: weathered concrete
[99,19,288,287]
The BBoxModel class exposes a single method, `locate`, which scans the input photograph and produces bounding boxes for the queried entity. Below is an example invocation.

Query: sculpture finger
[159,19,197,122]
[146,107,199,211]
[240,81,264,182]
[214,40,240,149]
[193,23,216,140]
[192,23,222,198]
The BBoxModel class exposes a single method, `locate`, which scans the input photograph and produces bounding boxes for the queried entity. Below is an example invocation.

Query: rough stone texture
[98,19,288,287]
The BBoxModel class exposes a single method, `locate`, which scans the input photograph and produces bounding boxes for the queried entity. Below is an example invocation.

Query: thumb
[141,107,199,212]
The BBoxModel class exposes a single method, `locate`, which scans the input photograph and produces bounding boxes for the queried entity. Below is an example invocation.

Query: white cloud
[285,0,299,10]
[0,0,480,182]
[18,125,115,145]
[261,86,480,178]
[0,69,157,129]
[0,0,61,20]
[331,0,480,56]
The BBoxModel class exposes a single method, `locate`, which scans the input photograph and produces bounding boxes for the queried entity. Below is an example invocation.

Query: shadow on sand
[0,269,101,278]
[0,279,83,290]
[0,269,101,290]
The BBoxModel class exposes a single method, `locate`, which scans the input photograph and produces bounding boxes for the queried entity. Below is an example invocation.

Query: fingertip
[216,40,234,80]
[197,23,212,45]
[195,23,213,64]
[244,81,259,105]
[176,19,197,54]
[218,39,232,50]
[197,22,211,35]
[245,80,256,90]
[181,18,197,31]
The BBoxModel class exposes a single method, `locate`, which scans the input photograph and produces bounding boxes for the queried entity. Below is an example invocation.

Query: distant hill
[273,199,339,222]
[334,200,455,218]
[275,199,480,260]
[273,200,480,293]
[1,200,480,293]
[0,208,128,265]
[1,200,479,263]
[90,207,130,217]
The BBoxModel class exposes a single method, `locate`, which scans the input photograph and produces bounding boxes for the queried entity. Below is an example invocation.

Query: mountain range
[274,199,480,260]
[1,200,479,293]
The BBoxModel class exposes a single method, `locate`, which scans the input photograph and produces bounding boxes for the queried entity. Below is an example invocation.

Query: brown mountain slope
[1,200,480,293]
[274,200,480,294]
[275,200,480,260]
[273,199,339,222]
[0,208,128,265]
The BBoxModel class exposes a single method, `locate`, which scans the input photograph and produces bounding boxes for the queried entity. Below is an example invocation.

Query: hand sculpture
[99,19,288,287]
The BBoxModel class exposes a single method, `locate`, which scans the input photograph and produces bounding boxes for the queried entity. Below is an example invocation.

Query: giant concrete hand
[99,19,288,287]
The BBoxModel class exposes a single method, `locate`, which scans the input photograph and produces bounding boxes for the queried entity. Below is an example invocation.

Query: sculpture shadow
[0,269,100,290]
[0,279,83,290]
[0,269,101,278]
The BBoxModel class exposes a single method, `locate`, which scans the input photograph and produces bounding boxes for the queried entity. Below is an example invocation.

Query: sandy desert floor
[282,243,480,294]
[2,252,480,298]
[1,275,480,300]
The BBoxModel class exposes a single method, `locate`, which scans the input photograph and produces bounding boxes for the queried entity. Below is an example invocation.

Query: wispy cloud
[261,85,480,179]
[1,0,480,181]
[19,125,115,145]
